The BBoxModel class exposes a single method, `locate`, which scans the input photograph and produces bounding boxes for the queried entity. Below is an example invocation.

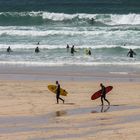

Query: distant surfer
[85,48,91,55]
[90,18,95,24]
[37,42,40,45]
[56,81,64,104]
[66,44,69,52]
[7,46,12,53]
[71,45,76,55]
[35,47,40,53]
[100,83,110,106]
[127,49,136,58]
[88,49,91,55]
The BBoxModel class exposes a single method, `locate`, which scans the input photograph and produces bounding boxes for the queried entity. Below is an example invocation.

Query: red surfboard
[91,86,113,100]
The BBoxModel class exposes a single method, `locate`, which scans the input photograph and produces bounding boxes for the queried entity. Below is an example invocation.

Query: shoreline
[0,64,140,82]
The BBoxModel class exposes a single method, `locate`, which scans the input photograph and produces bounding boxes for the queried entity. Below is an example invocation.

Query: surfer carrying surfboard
[56,81,65,104]
[100,83,110,106]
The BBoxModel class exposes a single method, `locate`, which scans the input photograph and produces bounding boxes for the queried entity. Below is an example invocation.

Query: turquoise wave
[0,12,140,26]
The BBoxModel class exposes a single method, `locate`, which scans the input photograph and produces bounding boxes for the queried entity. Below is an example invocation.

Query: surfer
[7,46,12,53]
[85,48,91,55]
[100,83,110,106]
[56,81,64,104]
[127,49,136,58]
[66,44,69,52]
[90,18,95,24]
[71,45,76,55]
[88,49,91,55]
[35,47,40,53]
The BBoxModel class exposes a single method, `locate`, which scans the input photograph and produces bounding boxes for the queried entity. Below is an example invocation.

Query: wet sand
[0,80,140,140]
[0,64,140,82]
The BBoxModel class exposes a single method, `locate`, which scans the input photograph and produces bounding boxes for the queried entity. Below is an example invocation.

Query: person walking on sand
[100,83,110,106]
[127,49,136,58]
[56,81,64,104]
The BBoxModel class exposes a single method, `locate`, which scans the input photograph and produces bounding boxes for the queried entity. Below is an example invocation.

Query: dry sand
[0,81,140,140]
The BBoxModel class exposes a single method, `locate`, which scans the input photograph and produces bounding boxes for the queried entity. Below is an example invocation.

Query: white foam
[0,28,138,40]
[110,14,140,25]
[0,61,140,67]
[0,29,107,37]
[43,12,76,21]
[110,72,128,75]
[0,44,139,49]
[41,12,140,25]
[42,12,96,20]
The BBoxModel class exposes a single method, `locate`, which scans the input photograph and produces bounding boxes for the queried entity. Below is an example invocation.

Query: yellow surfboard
[48,85,68,96]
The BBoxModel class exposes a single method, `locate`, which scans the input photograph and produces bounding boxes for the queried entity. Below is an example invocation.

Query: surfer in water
[127,49,136,58]
[71,45,76,55]
[7,46,12,53]
[66,44,70,52]
[85,48,91,55]
[56,81,64,104]
[88,49,91,55]
[90,18,95,24]
[35,47,40,53]
[100,83,110,106]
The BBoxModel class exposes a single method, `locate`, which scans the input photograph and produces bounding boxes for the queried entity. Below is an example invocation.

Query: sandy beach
[0,71,140,140]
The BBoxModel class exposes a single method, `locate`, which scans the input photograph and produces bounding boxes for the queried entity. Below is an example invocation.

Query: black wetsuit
[56,84,64,104]
[67,44,69,52]
[71,47,74,54]
[88,50,91,55]
[35,47,40,53]
[71,46,76,55]
[101,85,110,106]
[7,47,12,53]
[127,50,136,58]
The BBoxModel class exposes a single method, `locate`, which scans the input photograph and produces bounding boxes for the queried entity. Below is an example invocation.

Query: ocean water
[0,0,140,67]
